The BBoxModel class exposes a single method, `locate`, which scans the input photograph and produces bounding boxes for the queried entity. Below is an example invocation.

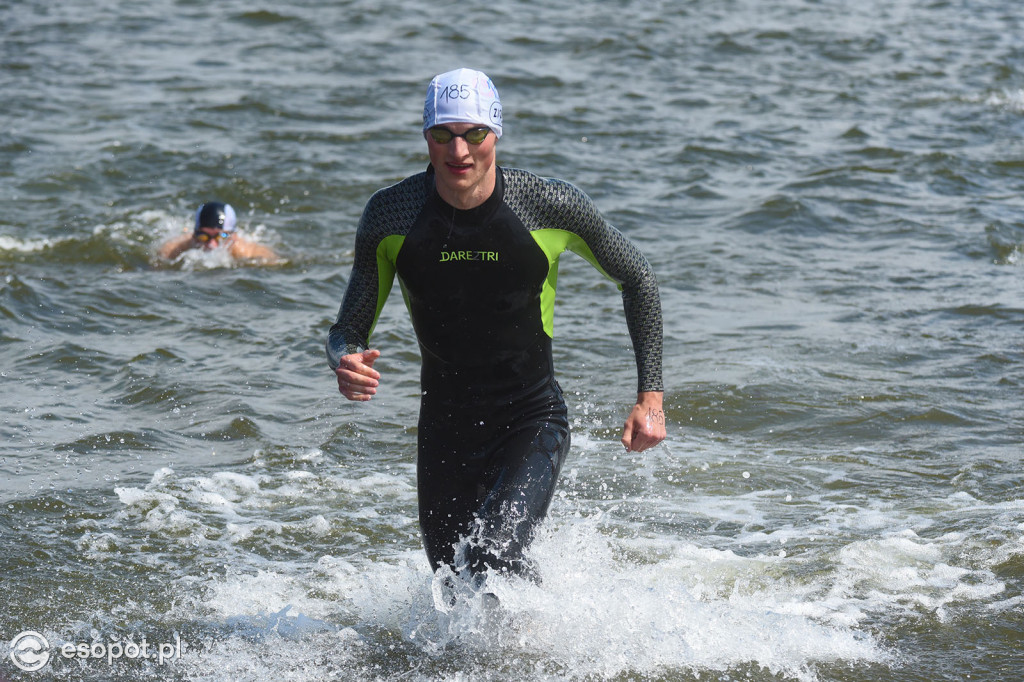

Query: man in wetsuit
[326,68,665,582]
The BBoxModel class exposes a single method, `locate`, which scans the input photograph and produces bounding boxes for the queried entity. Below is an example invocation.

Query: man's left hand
[621,391,666,452]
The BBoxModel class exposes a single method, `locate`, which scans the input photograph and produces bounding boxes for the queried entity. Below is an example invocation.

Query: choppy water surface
[2,0,1023,680]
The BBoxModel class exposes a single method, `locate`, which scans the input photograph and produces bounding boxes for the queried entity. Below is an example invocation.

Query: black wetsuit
[327,166,663,578]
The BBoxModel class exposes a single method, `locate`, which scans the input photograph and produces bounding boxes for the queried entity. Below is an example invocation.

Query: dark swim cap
[194,202,238,233]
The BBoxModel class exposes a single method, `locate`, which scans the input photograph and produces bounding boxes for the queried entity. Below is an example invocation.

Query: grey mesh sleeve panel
[503,168,665,393]
[325,173,430,369]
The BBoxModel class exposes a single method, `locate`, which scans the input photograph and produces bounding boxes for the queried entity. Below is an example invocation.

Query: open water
[2,0,1023,680]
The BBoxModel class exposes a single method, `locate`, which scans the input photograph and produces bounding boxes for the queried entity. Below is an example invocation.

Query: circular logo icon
[10,631,51,672]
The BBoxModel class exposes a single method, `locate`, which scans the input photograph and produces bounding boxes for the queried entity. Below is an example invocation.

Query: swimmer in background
[158,201,278,263]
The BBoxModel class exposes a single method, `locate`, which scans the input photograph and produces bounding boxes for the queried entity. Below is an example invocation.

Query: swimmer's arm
[326,259,388,401]
[552,180,664,394]
[325,237,385,371]
[230,238,279,263]
[326,189,405,400]
[621,391,666,452]
[157,233,194,260]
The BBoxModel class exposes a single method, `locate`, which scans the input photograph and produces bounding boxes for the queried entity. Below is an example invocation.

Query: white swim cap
[423,68,503,138]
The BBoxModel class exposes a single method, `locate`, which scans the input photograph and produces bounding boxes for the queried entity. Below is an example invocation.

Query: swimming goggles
[194,231,232,243]
[427,126,492,145]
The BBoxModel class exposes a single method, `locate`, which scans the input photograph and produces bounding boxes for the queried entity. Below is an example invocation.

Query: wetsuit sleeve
[325,195,399,370]
[552,181,664,393]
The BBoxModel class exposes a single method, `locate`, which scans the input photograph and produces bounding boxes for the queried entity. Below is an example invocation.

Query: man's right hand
[334,349,381,401]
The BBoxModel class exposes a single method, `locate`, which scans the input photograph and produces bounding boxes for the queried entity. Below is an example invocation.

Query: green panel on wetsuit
[530,228,622,338]
[368,234,405,340]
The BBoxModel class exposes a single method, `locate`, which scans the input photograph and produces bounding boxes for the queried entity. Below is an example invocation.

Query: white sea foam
[984,88,1024,113]
[100,456,1019,682]
[0,235,64,252]
[160,501,893,682]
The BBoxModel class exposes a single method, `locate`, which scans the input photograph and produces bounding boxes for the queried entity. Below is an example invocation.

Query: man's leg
[459,420,570,580]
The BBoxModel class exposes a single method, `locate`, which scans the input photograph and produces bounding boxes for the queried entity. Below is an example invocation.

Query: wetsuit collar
[425,165,505,222]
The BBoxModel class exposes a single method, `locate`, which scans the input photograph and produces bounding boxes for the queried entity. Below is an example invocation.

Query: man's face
[194,227,233,251]
[425,122,497,208]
